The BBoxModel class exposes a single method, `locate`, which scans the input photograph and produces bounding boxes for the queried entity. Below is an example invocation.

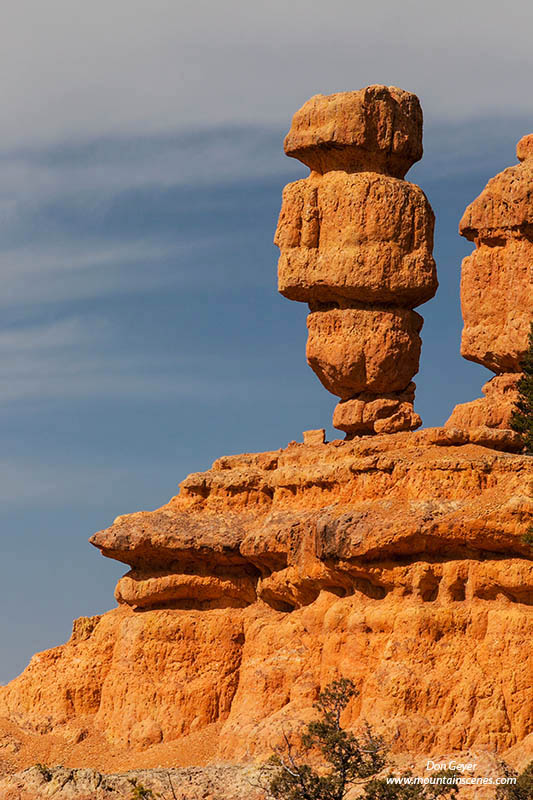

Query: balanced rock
[446,135,533,432]
[275,87,437,436]
[283,86,423,178]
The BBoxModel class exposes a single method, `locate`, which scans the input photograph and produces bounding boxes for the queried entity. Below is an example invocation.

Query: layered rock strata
[447,134,533,432]
[0,430,531,772]
[275,86,438,435]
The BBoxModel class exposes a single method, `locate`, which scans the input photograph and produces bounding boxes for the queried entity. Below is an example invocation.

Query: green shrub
[511,322,533,455]
[128,778,157,799]
[262,677,388,800]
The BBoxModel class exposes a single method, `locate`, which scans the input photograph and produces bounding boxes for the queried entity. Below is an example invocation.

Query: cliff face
[0,429,531,772]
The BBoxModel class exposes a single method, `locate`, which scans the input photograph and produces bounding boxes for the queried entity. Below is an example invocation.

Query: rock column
[446,134,533,430]
[275,86,437,436]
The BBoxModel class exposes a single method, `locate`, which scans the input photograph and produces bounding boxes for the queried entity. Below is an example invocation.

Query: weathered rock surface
[283,86,423,178]
[276,87,437,435]
[306,308,423,398]
[446,374,522,432]
[276,172,437,307]
[0,432,531,778]
[459,241,531,374]
[447,134,533,433]
[333,382,421,435]
[0,764,263,800]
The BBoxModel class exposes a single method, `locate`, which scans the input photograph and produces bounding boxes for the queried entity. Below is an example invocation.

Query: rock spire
[275,86,438,436]
[446,134,533,430]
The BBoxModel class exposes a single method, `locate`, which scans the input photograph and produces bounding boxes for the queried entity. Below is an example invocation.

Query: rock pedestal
[446,134,533,430]
[275,86,437,436]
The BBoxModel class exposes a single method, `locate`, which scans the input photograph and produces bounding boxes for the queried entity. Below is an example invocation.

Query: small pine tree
[260,678,462,800]
[263,678,388,800]
[510,322,533,455]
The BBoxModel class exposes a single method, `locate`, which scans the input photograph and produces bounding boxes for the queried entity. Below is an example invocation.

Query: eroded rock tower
[275,86,438,436]
[447,134,533,430]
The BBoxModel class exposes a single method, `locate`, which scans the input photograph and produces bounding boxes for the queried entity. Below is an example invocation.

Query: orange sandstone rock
[0,605,245,750]
[458,134,533,372]
[283,86,423,178]
[302,428,326,445]
[275,87,437,435]
[459,240,531,374]
[446,374,521,431]
[517,133,533,162]
[1,101,531,799]
[276,172,436,307]
[306,308,423,398]
[332,382,420,435]
[0,433,531,772]
[447,135,533,434]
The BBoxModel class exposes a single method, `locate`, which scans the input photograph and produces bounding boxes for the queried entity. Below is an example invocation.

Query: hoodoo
[447,134,533,433]
[0,91,531,800]
[275,86,438,436]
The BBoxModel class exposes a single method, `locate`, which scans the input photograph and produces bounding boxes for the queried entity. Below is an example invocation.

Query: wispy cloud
[0,128,292,200]
[0,237,237,307]
[0,456,130,507]
[0,314,259,405]
[0,118,526,409]
[0,128,296,308]
[0,117,529,315]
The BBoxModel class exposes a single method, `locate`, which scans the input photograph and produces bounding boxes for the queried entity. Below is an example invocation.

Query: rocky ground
[0,748,530,799]
[0,763,263,800]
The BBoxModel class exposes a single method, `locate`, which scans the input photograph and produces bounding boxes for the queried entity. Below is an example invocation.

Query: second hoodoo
[446,133,533,432]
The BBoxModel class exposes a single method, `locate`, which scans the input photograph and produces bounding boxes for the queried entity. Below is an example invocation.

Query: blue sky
[1,0,532,682]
